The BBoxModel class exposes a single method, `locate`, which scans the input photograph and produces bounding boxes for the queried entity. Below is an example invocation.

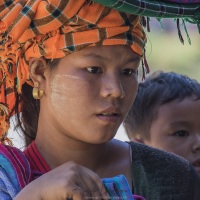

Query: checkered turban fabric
[0,0,146,142]
[93,0,200,19]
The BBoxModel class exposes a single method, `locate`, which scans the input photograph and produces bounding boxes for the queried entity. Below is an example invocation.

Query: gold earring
[32,82,44,99]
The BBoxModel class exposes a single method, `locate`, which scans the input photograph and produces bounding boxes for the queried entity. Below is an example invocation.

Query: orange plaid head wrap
[0,0,146,143]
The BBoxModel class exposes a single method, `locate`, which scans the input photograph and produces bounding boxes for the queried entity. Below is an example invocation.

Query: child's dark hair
[124,71,200,140]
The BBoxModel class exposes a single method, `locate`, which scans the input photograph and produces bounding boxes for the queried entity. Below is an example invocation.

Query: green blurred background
[139,18,200,81]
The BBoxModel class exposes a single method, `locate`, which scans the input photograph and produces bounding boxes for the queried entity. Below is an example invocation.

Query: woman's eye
[172,130,189,137]
[122,69,135,76]
[86,67,102,74]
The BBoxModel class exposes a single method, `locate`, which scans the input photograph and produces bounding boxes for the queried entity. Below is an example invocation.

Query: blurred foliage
[139,19,200,81]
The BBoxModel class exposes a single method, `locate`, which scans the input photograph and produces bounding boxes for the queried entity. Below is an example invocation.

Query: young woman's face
[43,45,140,144]
[146,98,200,174]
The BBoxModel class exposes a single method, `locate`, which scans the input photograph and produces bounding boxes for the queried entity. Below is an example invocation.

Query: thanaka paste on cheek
[50,74,88,118]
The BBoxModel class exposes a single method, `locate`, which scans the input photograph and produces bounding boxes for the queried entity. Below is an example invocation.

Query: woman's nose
[100,74,125,99]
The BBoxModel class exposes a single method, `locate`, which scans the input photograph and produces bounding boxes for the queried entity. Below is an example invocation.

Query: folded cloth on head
[93,0,200,19]
[168,0,200,3]
[93,0,200,33]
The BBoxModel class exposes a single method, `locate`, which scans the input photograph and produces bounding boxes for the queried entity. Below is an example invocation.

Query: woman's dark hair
[124,71,200,140]
[16,58,60,146]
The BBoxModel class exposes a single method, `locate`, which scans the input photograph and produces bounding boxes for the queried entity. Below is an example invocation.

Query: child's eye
[122,69,136,76]
[86,67,102,74]
[172,130,189,137]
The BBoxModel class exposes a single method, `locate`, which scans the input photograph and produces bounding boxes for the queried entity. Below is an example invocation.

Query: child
[124,71,200,175]
[0,1,200,200]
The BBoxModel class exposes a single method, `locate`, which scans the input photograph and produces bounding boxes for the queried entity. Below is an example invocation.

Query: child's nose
[192,135,200,153]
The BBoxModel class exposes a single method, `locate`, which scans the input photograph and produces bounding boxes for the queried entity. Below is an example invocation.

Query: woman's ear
[29,57,47,88]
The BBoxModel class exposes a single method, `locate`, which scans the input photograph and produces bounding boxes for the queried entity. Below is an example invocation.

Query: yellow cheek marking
[58,74,83,80]
[50,74,86,118]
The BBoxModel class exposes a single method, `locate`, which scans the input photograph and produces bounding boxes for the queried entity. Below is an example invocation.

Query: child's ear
[29,57,47,88]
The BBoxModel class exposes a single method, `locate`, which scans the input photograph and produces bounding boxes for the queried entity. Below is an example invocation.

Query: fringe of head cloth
[0,0,146,143]
[94,0,200,37]
[1,0,200,144]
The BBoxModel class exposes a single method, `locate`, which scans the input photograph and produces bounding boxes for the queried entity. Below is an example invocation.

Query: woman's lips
[96,106,121,123]
[96,113,121,123]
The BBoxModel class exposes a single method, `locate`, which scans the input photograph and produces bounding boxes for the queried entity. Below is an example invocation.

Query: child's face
[146,97,200,174]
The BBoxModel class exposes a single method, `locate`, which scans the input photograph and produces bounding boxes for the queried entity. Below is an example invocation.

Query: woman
[0,1,199,199]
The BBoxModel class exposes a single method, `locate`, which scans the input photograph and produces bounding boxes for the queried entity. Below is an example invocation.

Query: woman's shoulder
[128,141,200,200]
[0,143,25,157]
[0,144,30,174]
[0,144,31,198]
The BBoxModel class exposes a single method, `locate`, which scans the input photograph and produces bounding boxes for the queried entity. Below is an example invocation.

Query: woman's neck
[35,134,132,185]
[35,133,111,172]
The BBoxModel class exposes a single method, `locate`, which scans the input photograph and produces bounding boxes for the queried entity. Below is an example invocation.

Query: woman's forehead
[59,45,141,64]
